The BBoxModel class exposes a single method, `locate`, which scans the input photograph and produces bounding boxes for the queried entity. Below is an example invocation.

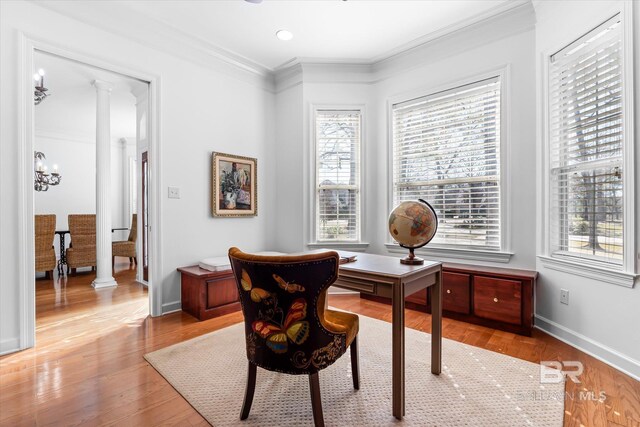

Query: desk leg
[392,280,405,420]
[430,271,442,375]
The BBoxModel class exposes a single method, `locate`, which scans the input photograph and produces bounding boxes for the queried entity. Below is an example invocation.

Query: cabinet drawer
[473,276,522,325]
[442,272,470,314]
[206,276,239,309]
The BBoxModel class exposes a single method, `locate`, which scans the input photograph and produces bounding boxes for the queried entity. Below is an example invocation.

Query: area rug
[145,315,564,426]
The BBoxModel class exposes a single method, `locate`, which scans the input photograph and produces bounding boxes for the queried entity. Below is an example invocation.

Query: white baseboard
[535,314,640,381]
[161,300,182,315]
[0,338,21,356]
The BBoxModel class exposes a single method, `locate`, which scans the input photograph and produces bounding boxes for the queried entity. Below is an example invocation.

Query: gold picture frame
[211,152,257,217]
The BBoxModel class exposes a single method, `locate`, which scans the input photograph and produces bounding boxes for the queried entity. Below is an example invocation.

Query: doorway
[19,38,162,351]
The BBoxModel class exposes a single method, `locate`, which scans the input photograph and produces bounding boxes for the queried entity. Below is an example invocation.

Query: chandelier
[34,151,61,192]
[34,69,50,105]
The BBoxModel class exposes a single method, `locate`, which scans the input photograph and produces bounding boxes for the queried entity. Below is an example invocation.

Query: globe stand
[400,247,424,265]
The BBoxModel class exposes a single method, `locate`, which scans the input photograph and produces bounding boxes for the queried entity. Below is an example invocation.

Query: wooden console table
[362,262,537,336]
[334,251,442,420]
[177,266,240,320]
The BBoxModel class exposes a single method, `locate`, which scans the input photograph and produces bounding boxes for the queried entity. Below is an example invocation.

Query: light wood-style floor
[1,263,638,427]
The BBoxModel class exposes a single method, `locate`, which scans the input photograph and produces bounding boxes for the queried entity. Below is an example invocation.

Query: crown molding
[31,0,534,94]
[30,1,276,92]
[370,0,531,64]
[273,1,536,89]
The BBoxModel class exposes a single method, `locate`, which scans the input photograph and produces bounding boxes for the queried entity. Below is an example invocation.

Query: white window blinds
[315,110,361,241]
[392,77,501,249]
[549,15,624,266]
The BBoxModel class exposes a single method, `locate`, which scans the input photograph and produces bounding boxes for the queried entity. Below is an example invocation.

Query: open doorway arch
[17,34,163,350]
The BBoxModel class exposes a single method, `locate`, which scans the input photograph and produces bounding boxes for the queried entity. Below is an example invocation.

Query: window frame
[310,105,366,247]
[386,67,512,263]
[539,5,637,287]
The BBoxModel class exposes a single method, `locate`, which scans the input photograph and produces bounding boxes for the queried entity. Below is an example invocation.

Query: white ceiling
[118,0,515,70]
[34,51,145,138]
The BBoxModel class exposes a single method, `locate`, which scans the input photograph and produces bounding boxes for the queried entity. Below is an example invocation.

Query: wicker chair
[66,214,96,275]
[112,214,137,266]
[35,214,57,279]
[228,248,360,427]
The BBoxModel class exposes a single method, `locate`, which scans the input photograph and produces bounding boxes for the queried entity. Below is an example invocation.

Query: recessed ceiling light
[276,30,293,41]
[245,0,262,3]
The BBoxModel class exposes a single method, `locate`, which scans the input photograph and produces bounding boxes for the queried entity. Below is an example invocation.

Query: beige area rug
[145,315,564,426]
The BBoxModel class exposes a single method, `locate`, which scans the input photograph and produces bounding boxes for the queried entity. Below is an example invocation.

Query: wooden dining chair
[112,214,137,266]
[66,214,96,275]
[35,214,57,279]
[228,247,360,427]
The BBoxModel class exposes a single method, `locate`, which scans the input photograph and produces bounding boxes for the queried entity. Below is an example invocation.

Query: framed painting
[212,152,257,217]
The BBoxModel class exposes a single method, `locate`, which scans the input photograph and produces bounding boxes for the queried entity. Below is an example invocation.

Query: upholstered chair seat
[228,248,361,427]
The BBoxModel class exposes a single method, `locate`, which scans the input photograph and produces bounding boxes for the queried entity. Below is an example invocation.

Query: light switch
[168,186,180,199]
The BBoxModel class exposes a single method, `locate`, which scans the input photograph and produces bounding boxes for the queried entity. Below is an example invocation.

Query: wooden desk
[334,251,442,420]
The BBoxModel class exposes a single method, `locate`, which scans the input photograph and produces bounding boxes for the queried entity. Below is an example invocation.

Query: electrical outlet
[168,186,180,199]
[560,289,569,305]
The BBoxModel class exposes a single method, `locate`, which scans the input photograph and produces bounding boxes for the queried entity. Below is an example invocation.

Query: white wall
[282,8,538,271]
[534,0,640,379]
[34,134,136,257]
[0,1,276,353]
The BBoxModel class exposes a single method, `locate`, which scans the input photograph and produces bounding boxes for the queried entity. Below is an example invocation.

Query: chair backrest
[128,214,137,242]
[68,214,96,247]
[228,247,347,375]
[35,214,56,251]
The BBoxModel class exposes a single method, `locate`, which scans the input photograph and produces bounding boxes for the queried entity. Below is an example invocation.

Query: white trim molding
[538,3,636,284]
[308,104,367,249]
[538,255,638,288]
[161,300,182,315]
[15,34,164,355]
[535,314,640,381]
[385,243,513,264]
[308,242,370,252]
[386,65,512,260]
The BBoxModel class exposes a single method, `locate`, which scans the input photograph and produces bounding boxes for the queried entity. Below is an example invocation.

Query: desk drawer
[335,276,376,294]
[442,272,470,314]
[473,276,522,325]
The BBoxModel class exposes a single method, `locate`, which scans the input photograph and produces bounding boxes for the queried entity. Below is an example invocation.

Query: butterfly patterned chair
[228,248,360,427]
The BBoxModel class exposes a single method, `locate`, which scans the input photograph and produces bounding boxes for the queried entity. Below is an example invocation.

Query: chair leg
[112,256,115,267]
[129,257,133,264]
[351,335,360,390]
[309,373,325,427]
[71,268,76,276]
[44,270,50,280]
[240,362,257,420]
[134,256,138,266]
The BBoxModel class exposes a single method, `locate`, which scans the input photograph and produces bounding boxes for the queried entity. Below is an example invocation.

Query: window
[315,109,361,241]
[549,15,625,267]
[392,77,502,250]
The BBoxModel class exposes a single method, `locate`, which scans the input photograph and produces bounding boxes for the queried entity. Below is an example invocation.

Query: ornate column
[92,80,117,289]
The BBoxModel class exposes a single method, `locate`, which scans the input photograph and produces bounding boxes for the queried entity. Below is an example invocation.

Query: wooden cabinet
[473,276,522,325]
[442,271,471,314]
[178,266,241,321]
[361,262,536,335]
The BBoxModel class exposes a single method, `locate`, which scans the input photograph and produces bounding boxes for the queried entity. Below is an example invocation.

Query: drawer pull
[493,297,499,303]
[446,289,451,294]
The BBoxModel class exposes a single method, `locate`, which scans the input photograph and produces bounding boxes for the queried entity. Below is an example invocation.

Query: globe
[388,199,438,264]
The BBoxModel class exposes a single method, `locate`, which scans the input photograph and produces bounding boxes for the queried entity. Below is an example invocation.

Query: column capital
[92,80,114,92]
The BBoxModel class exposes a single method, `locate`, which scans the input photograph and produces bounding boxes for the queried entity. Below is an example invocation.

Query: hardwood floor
[1,264,638,426]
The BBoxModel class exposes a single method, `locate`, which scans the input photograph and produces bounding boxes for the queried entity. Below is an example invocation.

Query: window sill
[307,242,370,252]
[538,255,637,288]
[384,243,513,263]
